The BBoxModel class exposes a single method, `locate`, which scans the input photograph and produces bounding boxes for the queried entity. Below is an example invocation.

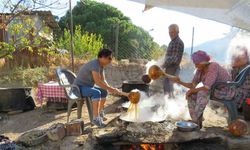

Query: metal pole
[69,0,74,72]
[110,25,114,50]
[114,24,119,59]
[191,27,194,56]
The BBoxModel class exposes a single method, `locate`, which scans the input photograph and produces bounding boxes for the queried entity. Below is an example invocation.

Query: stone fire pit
[84,117,227,150]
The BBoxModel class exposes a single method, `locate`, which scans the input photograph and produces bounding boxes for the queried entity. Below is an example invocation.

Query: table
[37,81,68,106]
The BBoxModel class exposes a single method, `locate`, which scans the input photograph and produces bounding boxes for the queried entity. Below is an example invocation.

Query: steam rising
[120,89,191,122]
[120,55,191,122]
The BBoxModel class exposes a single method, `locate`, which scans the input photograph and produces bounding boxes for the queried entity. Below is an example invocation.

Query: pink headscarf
[191,50,210,64]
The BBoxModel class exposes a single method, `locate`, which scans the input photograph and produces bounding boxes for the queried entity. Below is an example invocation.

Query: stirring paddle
[148,65,178,80]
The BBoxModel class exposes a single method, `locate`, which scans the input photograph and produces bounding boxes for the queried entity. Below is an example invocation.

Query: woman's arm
[189,86,208,93]
[178,80,194,89]
[173,77,196,89]
[92,71,117,93]
[186,86,209,98]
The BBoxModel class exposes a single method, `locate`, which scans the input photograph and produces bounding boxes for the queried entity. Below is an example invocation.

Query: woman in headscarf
[230,46,249,80]
[173,50,231,128]
[230,46,250,109]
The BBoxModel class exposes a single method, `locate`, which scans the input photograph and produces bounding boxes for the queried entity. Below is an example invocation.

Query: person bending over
[173,50,231,128]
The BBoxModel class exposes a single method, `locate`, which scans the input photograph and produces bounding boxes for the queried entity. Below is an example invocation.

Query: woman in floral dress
[173,50,231,128]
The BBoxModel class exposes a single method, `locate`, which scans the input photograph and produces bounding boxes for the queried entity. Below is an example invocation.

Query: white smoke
[120,89,191,122]
[119,56,192,122]
[145,57,165,75]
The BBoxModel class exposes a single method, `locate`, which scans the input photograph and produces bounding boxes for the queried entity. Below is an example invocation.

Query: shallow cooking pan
[176,121,198,132]
[119,104,166,123]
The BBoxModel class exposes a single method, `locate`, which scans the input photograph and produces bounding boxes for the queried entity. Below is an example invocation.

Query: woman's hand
[108,87,120,94]
[186,89,197,99]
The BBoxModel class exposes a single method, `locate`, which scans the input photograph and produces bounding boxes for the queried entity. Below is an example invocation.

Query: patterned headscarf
[191,50,210,64]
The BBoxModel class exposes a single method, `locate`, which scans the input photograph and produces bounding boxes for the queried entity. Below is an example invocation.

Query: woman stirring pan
[173,50,231,129]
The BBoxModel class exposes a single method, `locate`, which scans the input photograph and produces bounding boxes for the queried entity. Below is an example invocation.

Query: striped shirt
[163,36,184,68]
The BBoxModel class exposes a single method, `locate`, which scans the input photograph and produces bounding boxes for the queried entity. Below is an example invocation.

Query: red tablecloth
[37,81,68,105]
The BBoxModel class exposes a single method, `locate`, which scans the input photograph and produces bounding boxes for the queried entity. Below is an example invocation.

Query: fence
[110,24,165,60]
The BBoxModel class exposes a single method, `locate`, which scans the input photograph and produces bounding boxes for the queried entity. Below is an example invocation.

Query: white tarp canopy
[129,0,250,31]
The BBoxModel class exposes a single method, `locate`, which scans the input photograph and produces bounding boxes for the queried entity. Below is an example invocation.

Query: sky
[1,0,232,48]
[50,0,232,49]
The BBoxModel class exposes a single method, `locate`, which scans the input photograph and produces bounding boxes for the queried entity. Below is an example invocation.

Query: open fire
[120,144,164,150]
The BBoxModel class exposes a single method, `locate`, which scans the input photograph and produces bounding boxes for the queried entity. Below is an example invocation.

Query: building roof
[0,11,59,29]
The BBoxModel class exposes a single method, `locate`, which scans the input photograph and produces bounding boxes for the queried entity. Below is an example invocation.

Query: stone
[92,120,225,144]
[16,129,48,147]
[65,119,84,136]
[93,127,125,143]
[47,123,66,141]
[226,135,250,150]
[104,63,146,87]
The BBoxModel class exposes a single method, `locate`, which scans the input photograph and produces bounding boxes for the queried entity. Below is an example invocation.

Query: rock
[93,127,126,144]
[226,135,250,150]
[126,121,172,135]
[91,120,225,144]
[65,119,84,136]
[47,123,66,141]
[59,136,82,150]
[73,135,89,146]
[15,129,48,147]
[83,135,98,150]
[104,63,146,87]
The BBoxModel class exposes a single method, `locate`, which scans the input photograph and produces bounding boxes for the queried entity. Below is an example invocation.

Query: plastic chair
[210,65,250,124]
[55,68,93,123]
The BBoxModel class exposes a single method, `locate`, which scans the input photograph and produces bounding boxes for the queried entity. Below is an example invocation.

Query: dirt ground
[0,95,122,149]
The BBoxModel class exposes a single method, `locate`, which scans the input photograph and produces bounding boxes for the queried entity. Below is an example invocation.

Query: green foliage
[0,67,48,87]
[151,43,165,60]
[57,25,103,59]
[58,0,162,60]
[0,42,15,58]
[0,15,56,59]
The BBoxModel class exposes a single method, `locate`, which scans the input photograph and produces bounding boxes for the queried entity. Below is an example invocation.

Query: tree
[57,25,103,59]
[0,0,65,59]
[58,0,162,60]
[0,14,54,59]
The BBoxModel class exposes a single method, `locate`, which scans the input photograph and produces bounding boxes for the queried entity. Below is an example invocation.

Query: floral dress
[231,64,250,108]
[187,62,231,123]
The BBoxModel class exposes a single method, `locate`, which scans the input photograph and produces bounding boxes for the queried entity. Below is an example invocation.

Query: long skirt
[187,91,209,125]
